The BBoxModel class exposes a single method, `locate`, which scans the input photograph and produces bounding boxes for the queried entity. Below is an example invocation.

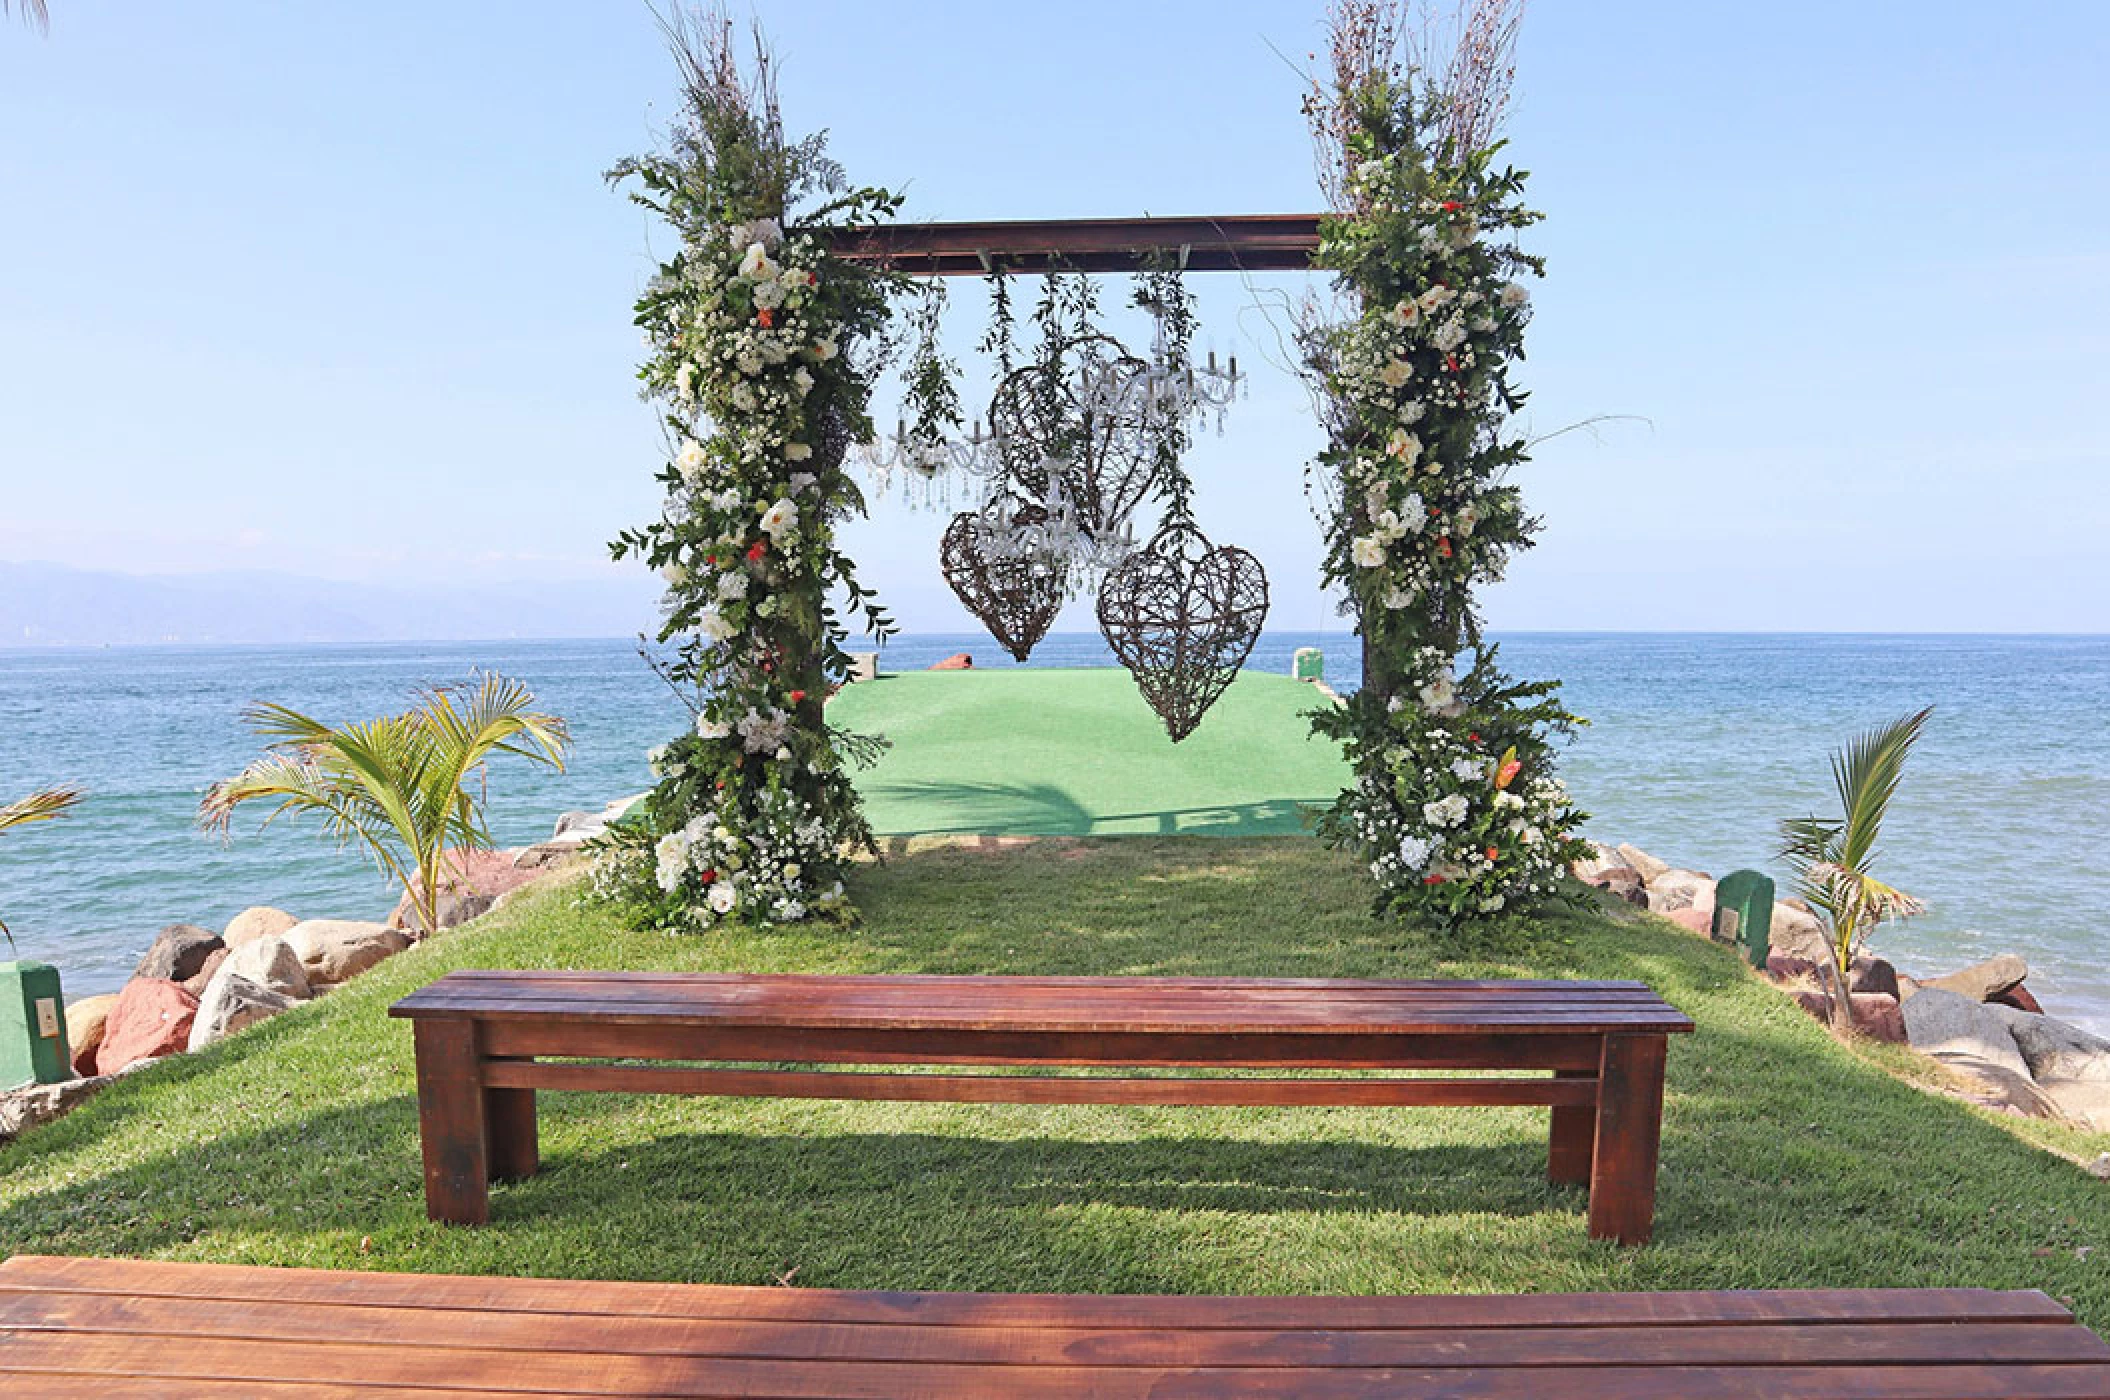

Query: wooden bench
[390,970,1692,1243]
[6,1255,2108,1397]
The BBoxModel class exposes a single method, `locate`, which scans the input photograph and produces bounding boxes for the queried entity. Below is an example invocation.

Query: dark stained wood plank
[483,1057,538,1183]
[815,213,1324,277]
[1547,1067,1595,1186]
[1588,1033,1671,1246]
[480,1061,1601,1109]
[469,1023,1611,1071]
[0,1260,2081,1332]
[411,1020,489,1227]
[6,1290,2109,1370]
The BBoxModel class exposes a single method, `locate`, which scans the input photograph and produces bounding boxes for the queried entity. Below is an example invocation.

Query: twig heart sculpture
[988,335,1162,545]
[939,498,1070,663]
[1096,520,1270,742]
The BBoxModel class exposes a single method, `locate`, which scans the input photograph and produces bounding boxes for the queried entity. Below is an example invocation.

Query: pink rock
[1787,987,1906,1042]
[1991,982,2043,1014]
[929,653,974,671]
[391,847,543,934]
[1666,908,1712,936]
[180,947,229,999]
[94,978,200,1075]
[1766,953,1818,984]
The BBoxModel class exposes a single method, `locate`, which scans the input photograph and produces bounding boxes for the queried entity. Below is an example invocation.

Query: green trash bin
[1711,871,1776,969]
[1293,647,1324,682]
[0,961,71,1087]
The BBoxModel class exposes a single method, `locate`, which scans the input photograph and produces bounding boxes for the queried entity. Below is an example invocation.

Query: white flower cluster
[638,784,848,928]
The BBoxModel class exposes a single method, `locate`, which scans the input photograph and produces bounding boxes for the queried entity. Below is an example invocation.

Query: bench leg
[1547,1069,1595,1185]
[1587,1033,1668,1246]
[413,1020,490,1226]
[485,1064,539,1183]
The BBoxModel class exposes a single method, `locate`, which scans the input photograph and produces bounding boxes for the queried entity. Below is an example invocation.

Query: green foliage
[1779,707,1934,1025]
[199,674,569,938]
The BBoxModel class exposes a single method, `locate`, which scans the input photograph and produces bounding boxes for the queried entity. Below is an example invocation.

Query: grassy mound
[2,839,2104,1321]
[825,668,1351,836]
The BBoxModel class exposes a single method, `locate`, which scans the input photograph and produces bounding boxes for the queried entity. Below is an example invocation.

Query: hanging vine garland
[939,496,1070,662]
[1097,519,1270,742]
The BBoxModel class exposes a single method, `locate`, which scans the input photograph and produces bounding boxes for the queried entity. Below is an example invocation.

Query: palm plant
[0,785,84,948]
[200,674,570,939]
[1778,707,1933,1030]
[4,1,49,33]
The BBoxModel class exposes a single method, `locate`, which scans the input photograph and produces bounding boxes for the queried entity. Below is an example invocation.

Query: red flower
[746,539,767,562]
[1444,352,1460,373]
[704,554,716,567]
[757,307,775,328]
[789,689,806,704]
[1468,732,1481,743]
[1437,537,1453,559]
[699,869,718,885]
[1442,201,1461,212]
[1485,845,1501,862]
[1423,874,1447,886]
[1496,757,1523,789]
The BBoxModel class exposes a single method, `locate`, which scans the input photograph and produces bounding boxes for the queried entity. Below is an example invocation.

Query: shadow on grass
[867,781,1322,838]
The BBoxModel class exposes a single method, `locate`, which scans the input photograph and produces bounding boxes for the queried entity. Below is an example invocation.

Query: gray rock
[1902,988,2031,1079]
[1930,1052,2063,1120]
[551,810,601,839]
[1924,954,2030,1004]
[0,1074,112,1145]
[133,924,224,982]
[1616,844,1670,884]
[187,972,297,1052]
[217,935,312,1001]
[1571,843,1632,884]
[1646,870,1716,915]
[1986,1006,2110,1084]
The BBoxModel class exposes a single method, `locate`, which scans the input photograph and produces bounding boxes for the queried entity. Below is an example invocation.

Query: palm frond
[4,1,50,35]
[1831,706,1933,871]
[0,785,85,835]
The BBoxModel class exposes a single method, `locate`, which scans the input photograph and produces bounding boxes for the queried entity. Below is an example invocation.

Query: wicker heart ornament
[939,500,1070,663]
[1096,522,1270,741]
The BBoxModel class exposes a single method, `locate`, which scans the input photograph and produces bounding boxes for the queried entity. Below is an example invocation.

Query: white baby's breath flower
[716,571,748,601]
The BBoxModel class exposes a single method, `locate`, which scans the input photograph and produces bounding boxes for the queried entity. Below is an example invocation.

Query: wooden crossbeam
[818,213,1325,276]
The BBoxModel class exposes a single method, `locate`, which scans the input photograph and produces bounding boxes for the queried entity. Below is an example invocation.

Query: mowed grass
[3,838,2106,1322]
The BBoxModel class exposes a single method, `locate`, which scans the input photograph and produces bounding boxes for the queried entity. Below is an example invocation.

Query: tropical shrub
[199,674,569,938]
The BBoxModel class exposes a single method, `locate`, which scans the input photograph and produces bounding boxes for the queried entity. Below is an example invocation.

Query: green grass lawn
[4,838,2107,1323]
[826,668,1350,835]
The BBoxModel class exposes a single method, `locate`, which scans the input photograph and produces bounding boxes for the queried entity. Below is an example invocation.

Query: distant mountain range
[0,561,662,647]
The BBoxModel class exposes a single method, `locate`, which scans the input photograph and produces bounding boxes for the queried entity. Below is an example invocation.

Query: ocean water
[1,633,2104,1034]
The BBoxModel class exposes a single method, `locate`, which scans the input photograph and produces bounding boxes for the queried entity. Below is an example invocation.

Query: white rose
[1418,676,1456,710]
[737,243,779,281]
[788,471,817,496]
[1385,299,1420,329]
[660,562,689,587]
[1417,284,1454,313]
[1379,359,1413,388]
[759,498,799,539]
[1455,505,1480,537]
[676,438,708,481]
[732,217,783,249]
[707,883,738,914]
[1385,429,1421,463]
[696,715,732,740]
[1500,280,1530,307]
[1431,319,1468,353]
[792,367,815,396]
[1382,586,1413,610]
[674,363,696,402]
[1374,509,1403,539]
[696,608,736,644]
[810,337,837,361]
[785,441,813,462]
[1351,535,1386,569]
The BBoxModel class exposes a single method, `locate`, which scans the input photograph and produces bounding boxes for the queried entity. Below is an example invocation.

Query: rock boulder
[222,906,300,949]
[180,947,228,999]
[1615,844,1669,884]
[1924,954,2030,1004]
[1987,1006,2110,1084]
[187,972,298,1052]
[1901,987,2031,1079]
[2039,1078,2110,1132]
[219,936,312,1001]
[1787,989,1907,1042]
[1851,957,1902,1000]
[63,993,119,1078]
[389,848,541,936]
[1935,1053,2064,1120]
[133,924,224,983]
[284,920,408,987]
[94,979,199,1075]
[1646,870,1716,916]
[1571,844,1633,884]
[1666,908,1712,936]
[0,1074,112,1146]
[1767,902,1830,964]
[1991,982,2044,1014]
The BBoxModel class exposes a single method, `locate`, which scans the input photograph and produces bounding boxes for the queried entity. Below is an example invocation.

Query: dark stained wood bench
[6,1256,2108,1398]
[391,970,1693,1243]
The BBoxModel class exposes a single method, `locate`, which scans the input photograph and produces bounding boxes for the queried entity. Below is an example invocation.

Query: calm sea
[2,634,2104,1033]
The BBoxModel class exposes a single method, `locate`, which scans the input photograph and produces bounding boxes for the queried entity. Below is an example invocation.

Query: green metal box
[0,961,72,1087]
[1292,647,1325,682]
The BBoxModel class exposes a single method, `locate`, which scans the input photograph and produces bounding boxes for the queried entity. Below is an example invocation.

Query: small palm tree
[201,674,570,939]
[1778,707,1933,1031]
[4,1,49,33]
[0,785,84,947]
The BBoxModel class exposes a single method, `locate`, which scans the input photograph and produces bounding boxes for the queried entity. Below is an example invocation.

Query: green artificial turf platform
[825,667,1351,837]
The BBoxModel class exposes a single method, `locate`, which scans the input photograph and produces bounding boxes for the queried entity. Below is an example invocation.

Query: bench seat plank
[3,1259,2106,1399]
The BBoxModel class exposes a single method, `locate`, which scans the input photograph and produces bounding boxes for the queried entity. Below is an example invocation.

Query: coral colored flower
[1496,757,1523,789]
[1437,537,1454,558]
[789,690,806,704]
[757,307,775,328]
[1485,846,1500,862]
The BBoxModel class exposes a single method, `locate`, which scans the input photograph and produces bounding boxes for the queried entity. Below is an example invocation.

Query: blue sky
[2,1,2105,634]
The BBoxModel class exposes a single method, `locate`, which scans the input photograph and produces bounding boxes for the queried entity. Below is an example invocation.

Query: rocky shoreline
[1577,841,2110,1139]
[0,795,644,1147]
